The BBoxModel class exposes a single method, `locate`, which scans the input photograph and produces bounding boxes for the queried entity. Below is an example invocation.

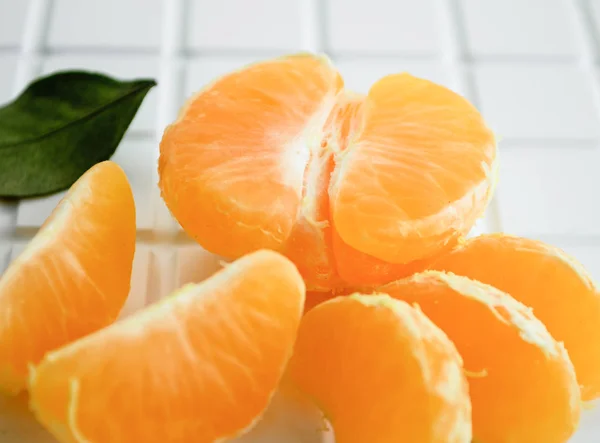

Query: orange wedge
[29,250,305,443]
[0,161,135,395]
[428,233,600,400]
[378,271,581,443]
[287,294,472,443]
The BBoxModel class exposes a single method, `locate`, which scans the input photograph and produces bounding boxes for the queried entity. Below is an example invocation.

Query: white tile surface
[497,146,600,237]
[185,56,260,97]
[587,0,600,51]
[42,55,159,133]
[187,0,303,51]
[0,200,17,233]
[154,187,179,231]
[47,0,162,49]
[16,192,63,229]
[0,0,28,47]
[335,58,449,93]
[553,242,600,284]
[474,65,600,139]
[119,244,151,318]
[327,0,439,55]
[0,244,9,273]
[175,245,227,288]
[461,0,578,57]
[570,408,600,443]
[146,247,177,304]
[0,54,18,103]
[110,139,158,230]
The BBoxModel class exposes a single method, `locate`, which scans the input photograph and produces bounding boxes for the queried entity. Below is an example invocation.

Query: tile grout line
[147,0,188,301]
[435,0,469,96]
[14,0,51,91]
[435,0,503,234]
[157,0,186,114]
[4,44,600,65]
[564,1,600,250]
[153,0,185,233]
[1,0,53,250]
[300,0,325,52]
[569,0,600,119]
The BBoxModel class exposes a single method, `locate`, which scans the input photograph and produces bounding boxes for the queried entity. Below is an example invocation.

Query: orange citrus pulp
[0,161,136,395]
[29,250,305,443]
[159,53,496,291]
[427,233,600,401]
[377,271,581,443]
[288,293,472,443]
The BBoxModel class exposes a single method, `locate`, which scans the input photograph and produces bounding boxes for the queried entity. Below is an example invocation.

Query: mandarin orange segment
[0,161,136,395]
[378,271,580,443]
[330,74,496,265]
[427,233,600,401]
[288,294,472,443]
[159,53,496,291]
[159,54,343,260]
[29,250,305,443]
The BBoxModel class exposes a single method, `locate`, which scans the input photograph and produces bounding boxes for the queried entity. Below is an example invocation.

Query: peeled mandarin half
[427,233,600,401]
[0,161,135,395]
[378,271,581,443]
[159,53,496,291]
[29,250,305,443]
[287,294,472,443]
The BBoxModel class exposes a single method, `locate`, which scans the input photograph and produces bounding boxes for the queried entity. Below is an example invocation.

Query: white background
[1,0,600,441]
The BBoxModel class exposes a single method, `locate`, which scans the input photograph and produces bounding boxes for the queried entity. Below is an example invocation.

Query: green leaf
[0,70,156,198]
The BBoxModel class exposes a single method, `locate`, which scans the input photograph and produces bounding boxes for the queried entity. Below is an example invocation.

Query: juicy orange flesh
[159,55,343,261]
[282,151,341,291]
[378,272,580,443]
[288,295,472,443]
[0,161,135,394]
[331,74,495,265]
[159,54,496,291]
[428,233,600,401]
[29,250,305,443]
